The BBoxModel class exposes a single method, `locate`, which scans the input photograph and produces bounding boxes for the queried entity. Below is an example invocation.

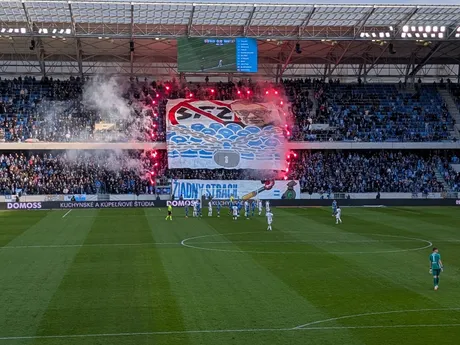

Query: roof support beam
[298,6,316,38]
[21,2,45,77]
[243,5,256,36]
[68,2,83,76]
[130,3,134,76]
[328,6,375,75]
[280,42,297,76]
[409,42,444,77]
[187,4,196,37]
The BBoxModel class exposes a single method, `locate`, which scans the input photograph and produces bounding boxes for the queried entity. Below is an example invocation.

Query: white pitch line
[62,210,72,218]
[295,307,460,329]
[1,323,460,341]
[0,242,182,249]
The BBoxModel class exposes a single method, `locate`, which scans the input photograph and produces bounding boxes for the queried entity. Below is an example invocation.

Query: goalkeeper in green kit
[429,248,443,291]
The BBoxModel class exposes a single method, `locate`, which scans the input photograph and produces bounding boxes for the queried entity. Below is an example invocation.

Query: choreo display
[166,99,286,170]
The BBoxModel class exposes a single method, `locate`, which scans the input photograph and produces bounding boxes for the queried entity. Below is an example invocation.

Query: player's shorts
[432,268,441,277]
[168,211,172,216]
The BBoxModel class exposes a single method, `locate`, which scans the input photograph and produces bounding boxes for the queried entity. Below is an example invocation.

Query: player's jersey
[258,201,262,209]
[244,201,249,211]
[232,205,238,215]
[332,201,337,210]
[216,202,221,210]
[266,212,273,223]
[208,201,212,209]
[336,208,341,217]
[167,205,172,212]
[429,252,442,269]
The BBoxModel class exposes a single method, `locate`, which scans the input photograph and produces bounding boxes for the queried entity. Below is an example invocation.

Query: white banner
[166,99,286,170]
[172,179,300,200]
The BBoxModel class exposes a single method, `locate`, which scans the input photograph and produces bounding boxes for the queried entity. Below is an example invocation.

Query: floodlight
[438,33,444,39]
[52,29,57,34]
[411,26,416,32]
[431,33,436,38]
[379,32,384,38]
[389,26,394,31]
[425,26,431,33]
[360,32,365,38]
[401,32,406,38]
[385,32,390,38]
[371,32,376,38]
[415,33,420,38]
[59,29,64,34]
[407,33,412,38]
[1,28,6,33]
[418,26,424,32]
[456,33,460,38]
[440,26,446,32]
[65,28,71,34]
[8,28,13,33]
[20,28,26,34]
[38,28,42,34]
[14,28,19,33]
[422,33,428,38]
[433,26,438,32]
[403,25,409,32]
[43,28,48,34]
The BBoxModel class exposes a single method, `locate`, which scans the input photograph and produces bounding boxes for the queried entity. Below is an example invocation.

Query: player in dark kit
[429,247,443,290]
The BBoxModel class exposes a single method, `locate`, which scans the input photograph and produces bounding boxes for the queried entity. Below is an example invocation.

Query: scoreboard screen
[177,37,258,73]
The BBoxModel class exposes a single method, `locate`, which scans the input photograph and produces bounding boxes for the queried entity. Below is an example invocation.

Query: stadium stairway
[438,88,460,138]
[308,89,318,115]
[434,167,453,193]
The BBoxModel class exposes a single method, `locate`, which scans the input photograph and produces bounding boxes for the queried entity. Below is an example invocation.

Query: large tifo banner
[172,180,301,200]
[166,99,286,170]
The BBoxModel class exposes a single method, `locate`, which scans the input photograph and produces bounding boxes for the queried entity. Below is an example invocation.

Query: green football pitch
[1,206,459,345]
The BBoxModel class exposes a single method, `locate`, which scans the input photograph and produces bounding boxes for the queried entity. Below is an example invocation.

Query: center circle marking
[180,231,432,254]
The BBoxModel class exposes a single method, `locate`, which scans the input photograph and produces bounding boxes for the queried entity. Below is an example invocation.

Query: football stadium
[1,0,460,344]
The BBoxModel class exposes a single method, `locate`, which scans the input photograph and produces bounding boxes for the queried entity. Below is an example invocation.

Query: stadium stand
[0,77,457,144]
[2,150,459,195]
[289,151,449,194]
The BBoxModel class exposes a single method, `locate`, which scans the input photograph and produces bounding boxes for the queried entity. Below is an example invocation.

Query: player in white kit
[265,200,270,214]
[208,200,213,217]
[232,205,239,220]
[244,200,249,219]
[335,207,342,224]
[193,201,198,217]
[258,200,263,216]
[266,211,273,231]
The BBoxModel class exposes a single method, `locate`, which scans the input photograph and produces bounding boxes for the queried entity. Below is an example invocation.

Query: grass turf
[0,206,459,345]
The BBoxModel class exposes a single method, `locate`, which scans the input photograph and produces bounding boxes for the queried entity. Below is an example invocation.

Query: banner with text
[167,99,286,170]
[171,179,300,200]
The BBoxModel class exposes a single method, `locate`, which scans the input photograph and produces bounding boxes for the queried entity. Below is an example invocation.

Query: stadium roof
[0,1,459,78]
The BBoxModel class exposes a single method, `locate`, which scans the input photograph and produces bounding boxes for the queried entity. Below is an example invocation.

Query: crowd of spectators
[284,78,455,142]
[289,151,447,194]
[0,151,168,196]
[2,150,459,196]
[0,76,457,143]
